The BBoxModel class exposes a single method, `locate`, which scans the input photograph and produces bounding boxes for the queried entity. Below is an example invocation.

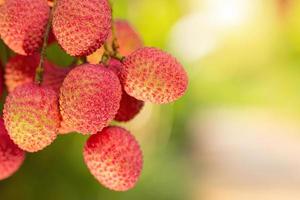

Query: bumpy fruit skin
[87,19,143,64]
[5,54,39,93]
[59,64,122,135]
[0,118,25,180]
[3,83,60,152]
[83,126,143,191]
[5,54,70,93]
[43,65,71,93]
[122,47,188,104]
[53,0,111,56]
[0,0,50,55]
[108,60,144,122]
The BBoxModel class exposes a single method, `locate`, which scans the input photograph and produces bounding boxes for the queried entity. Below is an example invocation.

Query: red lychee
[108,59,144,122]
[5,54,70,93]
[87,19,143,64]
[114,92,144,122]
[122,47,188,104]
[59,64,122,135]
[43,64,71,93]
[83,126,143,191]
[0,0,50,55]
[5,54,39,93]
[52,0,111,56]
[0,118,25,181]
[3,83,61,152]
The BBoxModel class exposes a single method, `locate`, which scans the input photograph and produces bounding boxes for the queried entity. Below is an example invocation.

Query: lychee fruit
[113,20,143,56]
[59,64,122,135]
[87,19,143,64]
[0,118,25,181]
[114,92,144,122]
[43,65,71,93]
[5,54,39,93]
[0,0,50,55]
[3,83,61,152]
[5,54,70,93]
[52,0,112,56]
[108,59,144,122]
[83,126,143,191]
[122,47,188,104]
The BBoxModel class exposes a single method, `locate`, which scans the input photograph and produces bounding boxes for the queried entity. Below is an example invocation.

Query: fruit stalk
[101,42,110,65]
[100,1,125,64]
[111,22,119,53]
[35,0,57,84]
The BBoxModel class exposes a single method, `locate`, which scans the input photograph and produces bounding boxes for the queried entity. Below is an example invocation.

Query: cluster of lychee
[0,0,188,192]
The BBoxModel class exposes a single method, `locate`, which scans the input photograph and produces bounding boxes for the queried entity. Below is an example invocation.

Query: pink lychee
[5,54,39,93]
[59,64,122,135]
[0,118,25,180]
[5,54,70,93]
[83,126,143,191]
[122,47,188,104]
[3,83,61,152]
[0,0,50,55]
[108,59,144,122]
[52,0,111,56]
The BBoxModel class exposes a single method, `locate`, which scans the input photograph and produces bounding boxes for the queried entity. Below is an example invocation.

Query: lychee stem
[35,0,57,84]
[111,53,125,62]
[2,44,10,65]
[111,22,120,54]
[110,22,125,62]
[101,42,110,65]
[100,1,125,64]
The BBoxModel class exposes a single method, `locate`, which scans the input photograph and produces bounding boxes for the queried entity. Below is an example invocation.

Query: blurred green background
[2,0,300,199]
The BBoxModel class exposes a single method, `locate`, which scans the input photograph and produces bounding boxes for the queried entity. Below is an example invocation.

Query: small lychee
[0,0,50,55]
[5,54,70,93]
[113,20,143,56]
[52,0,111,56]
[5,54,39,93]
[87,19,143,64]
[59,64,122,135]
[0,118,25,181]
[3,83,61,152]
[43,64,71,93]
[83,126,143,191]
[122,47,188,104]
[108,59,144,122]
[114,92,144,122]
